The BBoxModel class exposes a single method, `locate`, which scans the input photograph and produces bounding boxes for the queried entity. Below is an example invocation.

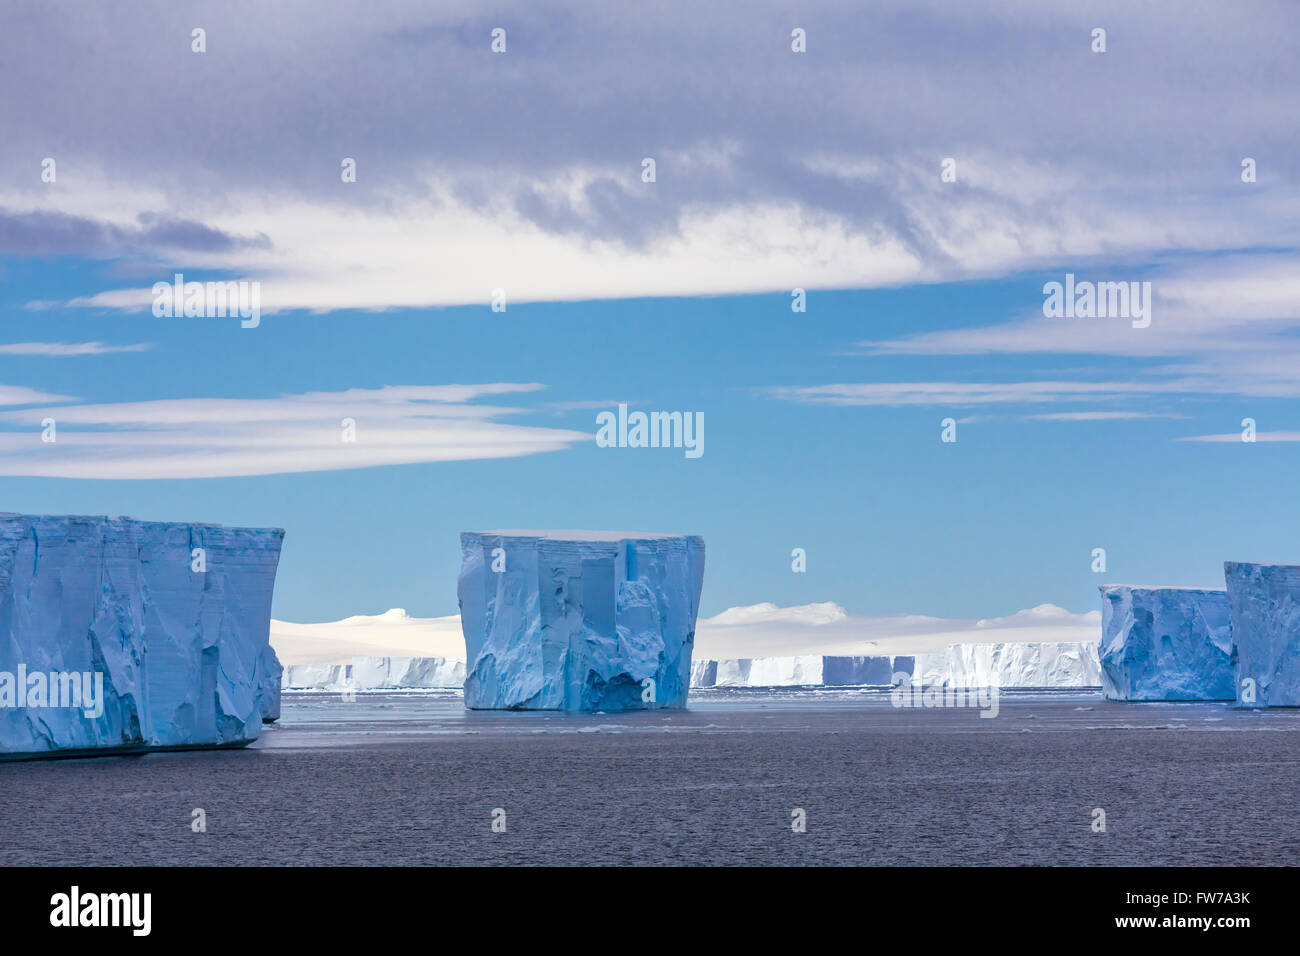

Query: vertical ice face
[939,641,1101,688]
[458,531,705,711]
[0,514,284,756]
[1098,586,1233,701]
[257,643,283,722]
[687,647,1099,688]
[692,656,898,687]
[1224,562,1300,707]
[277,656,466,690]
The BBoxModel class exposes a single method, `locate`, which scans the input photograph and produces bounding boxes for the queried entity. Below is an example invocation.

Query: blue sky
[4,259,1299,623]
[1,1,1297,622]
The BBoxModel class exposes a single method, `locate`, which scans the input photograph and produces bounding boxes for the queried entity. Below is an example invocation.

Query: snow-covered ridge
[271,608,465,665]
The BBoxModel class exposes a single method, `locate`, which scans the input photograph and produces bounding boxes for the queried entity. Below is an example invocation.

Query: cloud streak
[0,383,590,478]
[0,341,152,356]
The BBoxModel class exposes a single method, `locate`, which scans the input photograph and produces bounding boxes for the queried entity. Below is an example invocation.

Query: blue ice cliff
[1098,586,1234,701]
[458,531,705,711]
[1224,562,1300,707]
[0,514,284,758]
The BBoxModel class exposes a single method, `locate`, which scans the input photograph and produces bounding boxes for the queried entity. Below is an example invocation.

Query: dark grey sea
[2,689,1296,866]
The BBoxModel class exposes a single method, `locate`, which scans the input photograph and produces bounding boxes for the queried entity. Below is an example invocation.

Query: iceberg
[690,644,1099,689]
[458,530,705,711]
[282,656,466,690]
[280,663,350,690]
[935,641,1100,688]
[1224,562,1300,707]
[0,513,284,758]
[693,655,897,687]
[1097,586,1233,701]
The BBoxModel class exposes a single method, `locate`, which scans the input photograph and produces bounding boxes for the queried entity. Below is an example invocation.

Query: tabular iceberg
[694,655,896,687]
[934,641,1100,688]
[282,657,466,690]
[688,645,1099,689]
[459,531,705,711]
[0,513,284,758]
[1097,586,1233,701]
[1224,562,1300,707]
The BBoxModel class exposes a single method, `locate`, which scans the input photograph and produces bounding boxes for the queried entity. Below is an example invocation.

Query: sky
[1,0,1298,625]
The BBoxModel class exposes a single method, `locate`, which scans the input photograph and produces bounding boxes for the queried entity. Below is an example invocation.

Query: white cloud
[0,341,152,356]
[0,385,76,405]
[0,383,589,478]
[768,256,1300,414]
[1178,431,1300,443]
[861,259,1300,363]
[38,187,923,312]
[764,380,1199,407]
[1023,411,1186,422]
[4,2,1297,313]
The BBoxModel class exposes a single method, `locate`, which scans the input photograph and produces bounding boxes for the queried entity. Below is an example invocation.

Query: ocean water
[2,688,1298,866]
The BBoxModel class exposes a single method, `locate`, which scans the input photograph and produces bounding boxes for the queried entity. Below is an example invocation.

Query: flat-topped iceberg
[935,641,1100,688]
[694,655,896,687]
[1097,586,1233,701]
[1224,562,1300,707]
[0,513,283,758]
[688,644,1099,689]
[282,656,465,690]
[459,530,705,711]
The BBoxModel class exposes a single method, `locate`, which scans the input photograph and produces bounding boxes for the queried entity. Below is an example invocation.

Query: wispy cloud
[770,255,1300,416]
[1023,411,1186,422]
[0,384,589,479]
[1178,431,1300,443]
[0,385,77,405]
[0,341,152,356]
[764,381,1201,407]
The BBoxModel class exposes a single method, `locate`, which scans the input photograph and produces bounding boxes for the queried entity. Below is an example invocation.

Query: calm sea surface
[2,689,1297,865]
